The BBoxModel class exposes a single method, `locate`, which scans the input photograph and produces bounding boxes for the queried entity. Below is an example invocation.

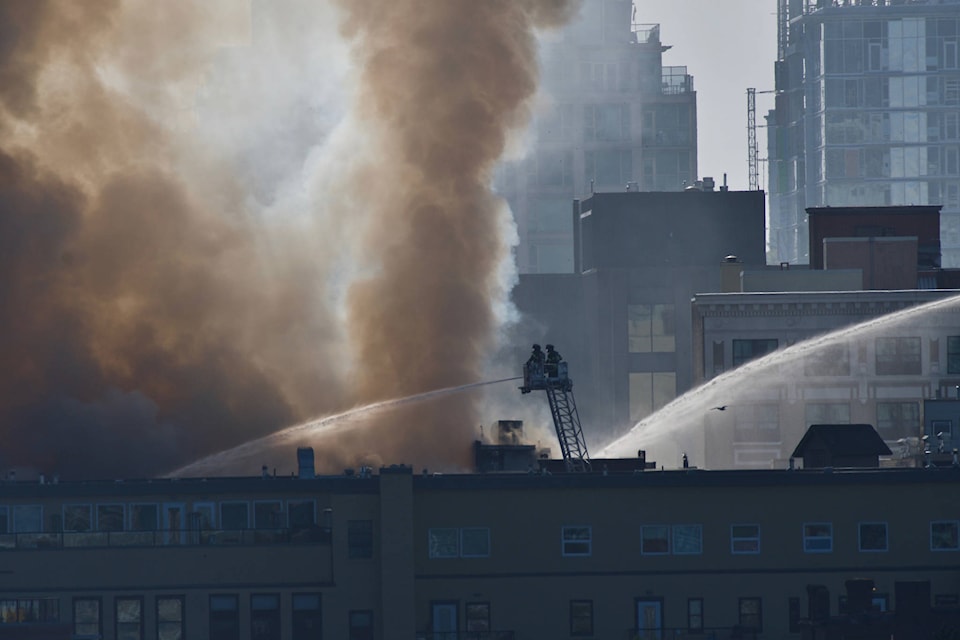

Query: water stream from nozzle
[168,376,522,477]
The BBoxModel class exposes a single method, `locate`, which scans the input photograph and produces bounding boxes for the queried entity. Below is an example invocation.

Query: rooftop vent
[297,447,316,479]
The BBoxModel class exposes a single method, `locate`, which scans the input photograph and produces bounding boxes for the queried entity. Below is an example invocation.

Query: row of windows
[427,521,960,559]
[68,594,330,640]
[0,499,319,534]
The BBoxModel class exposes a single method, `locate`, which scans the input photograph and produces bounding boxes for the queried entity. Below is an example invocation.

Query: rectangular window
[672,525,702,555]
[805,402,851,426]
[63,505,92,532]
[220,502,249,530]
[561,526,592,557]
[97,504,124,532]
[739,597,762,631]
[73,598,101,638]
[804,343,850,376]
[347,520,374,559]
[12,505,42,533]
[931,521,960,551]
[0,598,59,624]
[733,404,781,444]
[348,610,373,640]
[859,522,889,552]
[876,401,920,440]
[641,525,670,555]
[570,600,593,636]
[253,502,283,530]
[129,504,158,531]
[292,594,321,640]
[287,500,315,528]
[460,528,491,558]
[948,336,960,374]
[804,523,833,553]
[428,528,458,558]
[465,602,490,632]
[251,594,280,640]
[732,339,778,367]
[209,595,239,640]
[875,337,921,375]
[627,304,675,353]
[156,596,184,640]
[687,598,703,632]
[115,597,143,640]
[731,524,760,554]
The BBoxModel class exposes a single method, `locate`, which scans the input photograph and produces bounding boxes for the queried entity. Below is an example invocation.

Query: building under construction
[767,0,960,266]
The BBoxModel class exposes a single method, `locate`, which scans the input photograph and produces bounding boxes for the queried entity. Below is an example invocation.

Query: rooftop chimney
[297,447,316,479]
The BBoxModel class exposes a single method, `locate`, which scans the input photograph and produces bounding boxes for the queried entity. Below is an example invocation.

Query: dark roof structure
[791,424,893,459]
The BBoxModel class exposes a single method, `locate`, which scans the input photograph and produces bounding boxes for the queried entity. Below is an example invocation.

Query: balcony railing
[628,627,759,640]
[0,527,329,550]
[416,632,515,640]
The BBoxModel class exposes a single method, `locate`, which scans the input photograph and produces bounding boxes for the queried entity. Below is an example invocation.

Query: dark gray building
[513,189,766,444]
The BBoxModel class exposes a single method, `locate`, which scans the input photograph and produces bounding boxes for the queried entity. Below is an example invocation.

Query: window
[876,401,920,440]
[63,505,92,532]
[465,602,490,632]
[570,600,593,636]
[584,103,630,141]
[130,505,158,531]
[461,528,490,558]
[348,610,373,640]
[0,507,7,533]
[253,502,282,530]
[673,525,702,555]
[875,337,921,375]
[251,594,280,640]
[115,597,143,640]
[859,522,888,552]
[641,525,670,555]
[804,343,850,376]
[12,505,42,533]
[804,523,833,553]
[292,594,321,640]
[731,524,760,554]
[585,149,633,186]
[0,598,58,624]
[220,502,249,530]
[428,528,458,558]
[156,596,184,640]
[348,520,374,559]
[209,595,239,640]
[931,521,960,551]
[97,504,124,532]
[732,339,778,367]
[74,598,101,637]
[627,304,675,353]
[948,336,960,373]
[739,597,762,631]
[805,403,851,426]
[287,500,315,529]
[628,372,676,424]
[562,526,592,557]
[688,598,703,632]
[733,404,781,444]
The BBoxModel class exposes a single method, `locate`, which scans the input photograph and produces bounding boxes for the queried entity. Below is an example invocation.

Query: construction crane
[747,87,775,191]
[520,344,591,472]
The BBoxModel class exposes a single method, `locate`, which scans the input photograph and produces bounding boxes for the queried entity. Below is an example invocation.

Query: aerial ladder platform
[520,345,591,473]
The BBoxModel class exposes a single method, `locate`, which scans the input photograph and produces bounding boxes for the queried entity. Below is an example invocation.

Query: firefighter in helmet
[545,344,561,377]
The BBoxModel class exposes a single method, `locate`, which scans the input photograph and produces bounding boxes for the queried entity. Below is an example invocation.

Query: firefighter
[545,344,561,377]
[526,344,544,381]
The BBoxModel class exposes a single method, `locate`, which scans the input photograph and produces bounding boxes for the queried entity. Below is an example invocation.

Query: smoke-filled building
[767,0,960,266]
[496,0,698,274]
[0,463,958,639]
[513,188,766,444]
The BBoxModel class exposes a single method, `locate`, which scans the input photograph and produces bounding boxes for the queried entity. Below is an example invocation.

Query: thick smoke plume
[0,0,577,479]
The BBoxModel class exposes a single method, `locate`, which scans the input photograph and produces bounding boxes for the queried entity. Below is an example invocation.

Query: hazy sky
[637,0,779,191]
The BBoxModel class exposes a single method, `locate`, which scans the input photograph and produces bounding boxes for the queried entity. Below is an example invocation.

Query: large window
[12,505,42,533]
[584,103,630,141]
[731,524,761,554]
[348,610,373,640]
[672,525,703,555]
[570,600,593,636]
[129,505,158,532]
[348,520,374,559]
[948,336,960,373]
[561,526,592,557]
[875,337,921,375]
[428,528,458,558]
[465,602,490,633]
[628,372,676,424]
[156,596,184,640]
[460,528,491,558]
[209,595,239,640]
[97,504,124,532]
[627,304,675,353]
[641,525,670,555]
[115,597,143,640]
[253,502,282,530]
[805,403,851,426]
[738,597,762,632]
[732,339,778,367]
[876,401,920,440]
[220,503,249,531]
[585,149,633,186]
[805,343,850,376]
[859,522,888,552]
[287,500,315,529]
[73,598,101,638]
[733,404,781,443]
[251,594,280,640]
[931,521,959,551]
[291,594,321,640]
[63,505,92,532]
[0,598,58,624]
[804,523,833,553]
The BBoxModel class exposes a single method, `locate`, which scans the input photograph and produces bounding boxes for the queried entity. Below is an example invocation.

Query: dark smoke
[0,0,578,479]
